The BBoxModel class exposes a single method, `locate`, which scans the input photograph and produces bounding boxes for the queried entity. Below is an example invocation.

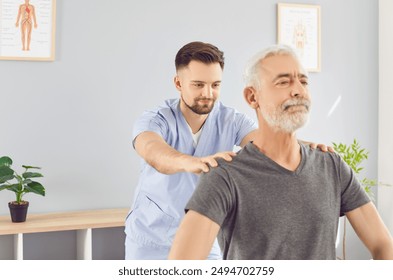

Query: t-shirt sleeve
[186,167,234,226]
[234,112,257,146]
[132,110,169,148]
[338,156,371,216]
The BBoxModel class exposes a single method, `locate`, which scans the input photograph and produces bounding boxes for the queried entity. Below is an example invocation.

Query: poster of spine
[0,0,56,61]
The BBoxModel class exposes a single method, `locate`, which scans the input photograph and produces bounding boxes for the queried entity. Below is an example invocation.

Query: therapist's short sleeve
[233,112,257,146]
[132,109,170,147]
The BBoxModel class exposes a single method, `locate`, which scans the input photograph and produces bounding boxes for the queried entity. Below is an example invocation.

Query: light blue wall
[0,0,378,259]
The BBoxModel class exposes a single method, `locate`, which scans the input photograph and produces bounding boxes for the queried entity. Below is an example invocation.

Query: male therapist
[125,41,330,259]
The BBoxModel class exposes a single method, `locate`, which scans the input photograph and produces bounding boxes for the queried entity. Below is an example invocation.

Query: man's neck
[252,122,301,172]
[179,101,209,134]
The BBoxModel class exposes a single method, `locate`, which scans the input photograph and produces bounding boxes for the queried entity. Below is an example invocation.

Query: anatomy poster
[0,0,56,61]
[277,3,321,72]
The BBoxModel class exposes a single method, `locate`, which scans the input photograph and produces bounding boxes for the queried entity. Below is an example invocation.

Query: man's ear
[174,76,182,91]
[244,87,259,109]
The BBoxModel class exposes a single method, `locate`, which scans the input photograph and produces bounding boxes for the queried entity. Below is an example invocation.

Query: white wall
[378,0,393,233]
[1,0,379,259]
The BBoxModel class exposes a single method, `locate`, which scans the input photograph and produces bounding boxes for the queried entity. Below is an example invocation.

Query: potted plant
[333,139,376,259]
[0,156,45,222]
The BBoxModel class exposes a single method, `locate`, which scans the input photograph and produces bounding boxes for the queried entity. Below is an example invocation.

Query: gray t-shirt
[186,142,370,260]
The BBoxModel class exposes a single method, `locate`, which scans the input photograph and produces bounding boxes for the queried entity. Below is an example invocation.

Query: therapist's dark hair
[175,41,225,71]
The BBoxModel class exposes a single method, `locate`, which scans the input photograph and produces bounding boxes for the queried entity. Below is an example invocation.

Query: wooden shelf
[0,208,129,260]
[0,208,129,235]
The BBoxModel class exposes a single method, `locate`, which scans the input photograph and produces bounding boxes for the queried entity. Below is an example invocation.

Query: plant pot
[8,201,29,223]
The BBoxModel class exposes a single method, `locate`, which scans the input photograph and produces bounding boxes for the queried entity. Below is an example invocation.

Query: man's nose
[290,80,306,97]
[202,86,213,98]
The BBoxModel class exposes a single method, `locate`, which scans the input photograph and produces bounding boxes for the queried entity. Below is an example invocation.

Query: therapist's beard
[182,96,216,115]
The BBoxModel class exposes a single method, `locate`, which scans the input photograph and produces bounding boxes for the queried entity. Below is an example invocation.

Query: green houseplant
[0,156,45,222]
[333,139,376,259]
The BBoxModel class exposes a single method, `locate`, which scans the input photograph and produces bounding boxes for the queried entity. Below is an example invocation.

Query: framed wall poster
[0,0,56,61]
[277,3,321,72]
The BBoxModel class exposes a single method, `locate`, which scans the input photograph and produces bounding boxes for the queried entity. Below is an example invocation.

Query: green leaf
[22,172,43,179]
[0,156,13,167]
[0,174,14,184]
[22,165,41,170]
[0,166,14,184]
[25,181,45,196]
[0,166,14,176]
[0,184,10,191]
[333,139,377,201]
[7,183,22,193]
[23,179,32,185]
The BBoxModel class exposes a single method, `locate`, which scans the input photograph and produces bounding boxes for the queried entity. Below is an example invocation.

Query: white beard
[261,98,310,133]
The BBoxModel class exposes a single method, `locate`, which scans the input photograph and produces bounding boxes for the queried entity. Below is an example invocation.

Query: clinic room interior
[1,0,392,260]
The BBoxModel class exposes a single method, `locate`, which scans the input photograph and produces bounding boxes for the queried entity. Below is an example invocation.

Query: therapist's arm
[168,210,220,260]
[346,201,393,259]
[134,131,236,175]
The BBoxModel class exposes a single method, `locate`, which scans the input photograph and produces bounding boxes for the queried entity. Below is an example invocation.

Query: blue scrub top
[125,98,256,258]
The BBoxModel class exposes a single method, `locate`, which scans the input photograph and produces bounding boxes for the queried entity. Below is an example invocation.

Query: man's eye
[193,83,203,87]
[212,83,220,88]
[301,80,309,86]
[278,81,289,86]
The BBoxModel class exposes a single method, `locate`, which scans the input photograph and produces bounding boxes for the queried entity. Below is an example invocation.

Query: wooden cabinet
[0,208,129,260]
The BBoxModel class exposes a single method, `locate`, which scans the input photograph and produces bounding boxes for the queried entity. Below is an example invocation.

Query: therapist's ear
[174,76,182,91]
[244,87,259,109]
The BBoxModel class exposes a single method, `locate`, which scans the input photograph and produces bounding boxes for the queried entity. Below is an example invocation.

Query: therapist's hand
[300,140,334,153]
[135,131,237,175]
[182,151,236,174]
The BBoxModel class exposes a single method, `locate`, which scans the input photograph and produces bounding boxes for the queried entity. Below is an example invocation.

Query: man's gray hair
[243,44,304,90]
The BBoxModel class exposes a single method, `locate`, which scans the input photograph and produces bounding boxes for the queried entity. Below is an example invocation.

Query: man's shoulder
[141,98,179,118]
[157,98,179,112]
[215,101,241,115]
[300,143,341,166]
[209,146,251,175]
[213,102,253,127]
[133,99,181,133]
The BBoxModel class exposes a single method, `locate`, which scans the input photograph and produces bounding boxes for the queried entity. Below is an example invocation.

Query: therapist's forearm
[134,131,203,174]
[135,132,236,174]
[145,145,198,174]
